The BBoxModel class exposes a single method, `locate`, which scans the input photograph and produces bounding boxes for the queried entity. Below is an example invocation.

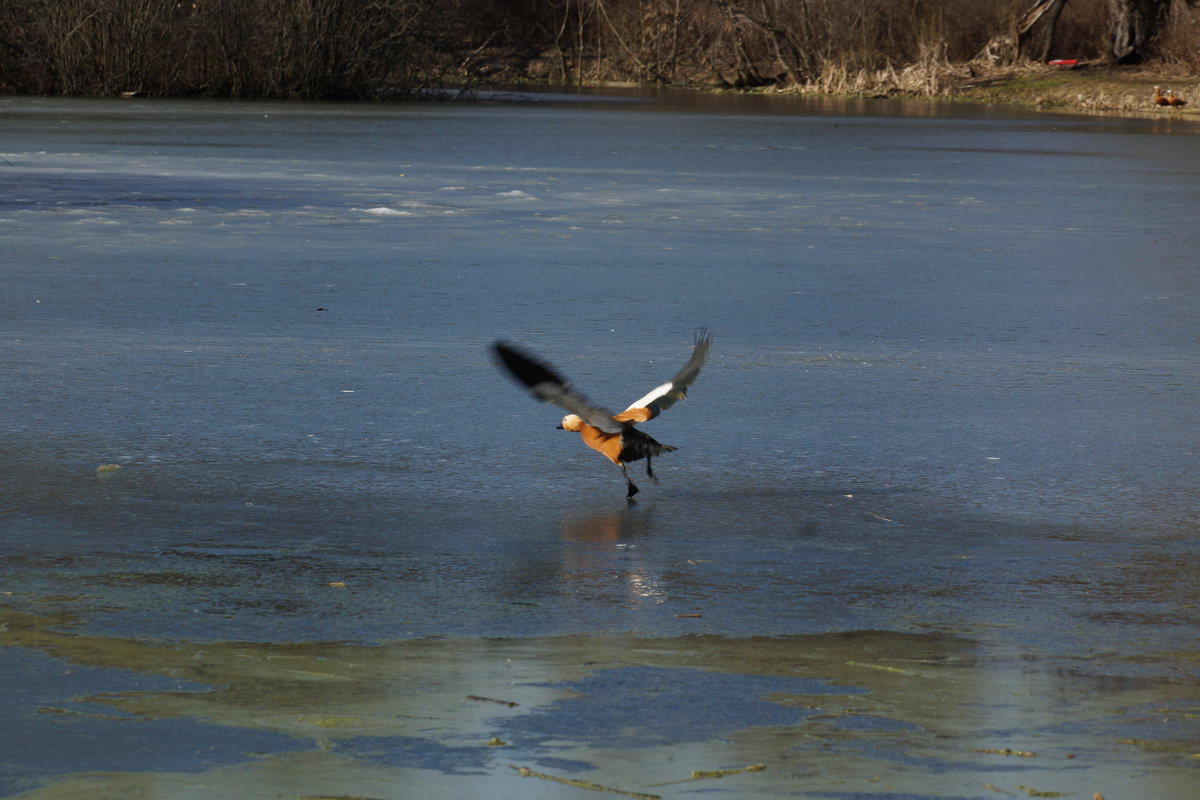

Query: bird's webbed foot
[621,463,640,501]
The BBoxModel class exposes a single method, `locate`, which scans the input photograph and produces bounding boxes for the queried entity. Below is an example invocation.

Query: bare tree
[1,0,1196,99]
[707,0,816,87]
[1107,0,1169,63]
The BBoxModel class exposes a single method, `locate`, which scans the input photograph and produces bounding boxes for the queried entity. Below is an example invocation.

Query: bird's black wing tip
[492,340,519,358]
[492,340,568,391]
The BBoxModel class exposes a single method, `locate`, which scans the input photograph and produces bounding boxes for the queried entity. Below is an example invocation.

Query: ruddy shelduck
[494,330,712,499]
[1167,90,1187,108]
[1154,86,1170,107]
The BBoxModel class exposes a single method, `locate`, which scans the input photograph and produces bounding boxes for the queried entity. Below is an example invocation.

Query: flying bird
[493,330,712,500]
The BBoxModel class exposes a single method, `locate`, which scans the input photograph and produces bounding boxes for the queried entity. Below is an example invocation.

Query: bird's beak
[555,423,564,429]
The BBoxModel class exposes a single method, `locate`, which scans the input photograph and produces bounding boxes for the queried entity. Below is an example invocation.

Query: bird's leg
[621,463,639,501]
[645,455,659,483]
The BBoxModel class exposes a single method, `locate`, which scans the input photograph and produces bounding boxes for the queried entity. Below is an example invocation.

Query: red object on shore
[1047,59,1078,66]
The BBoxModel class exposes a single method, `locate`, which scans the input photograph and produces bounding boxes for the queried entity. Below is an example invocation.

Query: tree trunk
[1017,0,1067,62]
[1107,0,1170,64]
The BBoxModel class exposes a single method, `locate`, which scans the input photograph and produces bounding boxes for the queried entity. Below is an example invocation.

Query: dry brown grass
[793,41,970,98]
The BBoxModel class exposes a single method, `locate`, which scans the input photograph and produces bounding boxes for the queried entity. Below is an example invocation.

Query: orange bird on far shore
[1167,90,1187,108]
[493,330,712,500]
[1153,86,1170,107]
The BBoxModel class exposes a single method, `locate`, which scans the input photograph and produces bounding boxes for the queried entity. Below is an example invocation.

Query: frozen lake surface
[1,90,1197,799]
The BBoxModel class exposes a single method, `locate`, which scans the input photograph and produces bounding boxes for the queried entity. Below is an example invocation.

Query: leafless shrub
[0,0,467,98]
[1157,1,1200,70]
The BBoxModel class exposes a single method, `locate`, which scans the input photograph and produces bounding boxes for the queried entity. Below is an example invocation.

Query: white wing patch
[623,329,711,418]
[625,381,674,412]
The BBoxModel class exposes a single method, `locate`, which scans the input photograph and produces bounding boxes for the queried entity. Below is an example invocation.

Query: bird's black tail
[619,427,676,463]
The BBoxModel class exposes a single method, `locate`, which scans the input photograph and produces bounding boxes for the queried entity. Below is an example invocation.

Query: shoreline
[7,63,1196,121]
[751,62,1198,119]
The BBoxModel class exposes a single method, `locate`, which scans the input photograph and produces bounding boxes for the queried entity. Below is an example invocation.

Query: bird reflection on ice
[558,507,667,602]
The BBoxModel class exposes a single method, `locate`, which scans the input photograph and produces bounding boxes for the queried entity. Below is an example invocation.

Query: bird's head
[557,414,585,432]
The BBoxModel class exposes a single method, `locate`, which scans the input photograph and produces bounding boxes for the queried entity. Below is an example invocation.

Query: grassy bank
[768,60,1198,116]
[947,64,1198,114]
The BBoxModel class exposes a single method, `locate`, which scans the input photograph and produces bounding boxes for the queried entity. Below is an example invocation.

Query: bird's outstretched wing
[623,328,712,419]
[493,342,624,434]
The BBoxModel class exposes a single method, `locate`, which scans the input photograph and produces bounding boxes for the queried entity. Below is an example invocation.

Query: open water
[1,89,1197,799]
